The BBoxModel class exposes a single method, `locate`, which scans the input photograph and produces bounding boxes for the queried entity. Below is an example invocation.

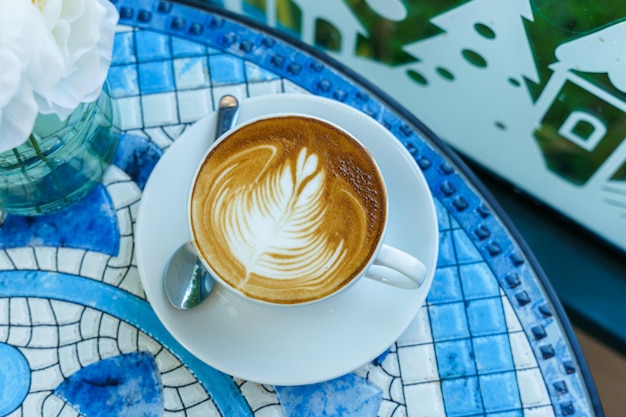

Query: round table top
[0,1,603,416]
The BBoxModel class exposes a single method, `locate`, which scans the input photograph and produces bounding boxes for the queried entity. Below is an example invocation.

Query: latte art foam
[191,116,386,304]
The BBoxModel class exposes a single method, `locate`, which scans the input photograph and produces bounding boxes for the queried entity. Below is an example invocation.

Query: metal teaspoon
[163,95,239,309]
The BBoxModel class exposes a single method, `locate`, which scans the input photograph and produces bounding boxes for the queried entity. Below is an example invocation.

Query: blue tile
[459,262,500,299]
[427,266,463,304]
[479,372,521,413]
[276,373,382,417]
[174,57,210,90]
[466,298,506,336]
[135,31,171,62]
[449,215,461,229]
[112,31,136,65]
[55,352,162,417]
[452,229,482,264]
[486,411,523,417]
[114,133,163,190]
[245,61,281,82]
[473,334,514,374]
[172,36,208,57]
[429,302,470,341]
[107,65,139,98]
[0,344,30,415]
[437,230,457,267]
[441,377,483,417]
[434,198,450,231]
[435,339,476,379]
[209,53,246,85]
[139,61,175,94]
[0,185,119,256]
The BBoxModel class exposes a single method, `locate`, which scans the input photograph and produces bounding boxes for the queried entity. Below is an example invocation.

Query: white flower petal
[0,0,119,147]
[39,0,119,118]
[0,83,39,153]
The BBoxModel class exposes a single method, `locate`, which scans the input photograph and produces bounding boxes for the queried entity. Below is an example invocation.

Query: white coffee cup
[188,113,428,306]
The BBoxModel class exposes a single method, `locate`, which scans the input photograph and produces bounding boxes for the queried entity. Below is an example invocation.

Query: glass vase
[0,83,120,216]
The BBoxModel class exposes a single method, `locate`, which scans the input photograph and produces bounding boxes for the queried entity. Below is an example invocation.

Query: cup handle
[364,244,427,289]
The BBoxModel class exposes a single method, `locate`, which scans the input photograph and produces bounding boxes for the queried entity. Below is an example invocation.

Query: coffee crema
[190,115,386,304]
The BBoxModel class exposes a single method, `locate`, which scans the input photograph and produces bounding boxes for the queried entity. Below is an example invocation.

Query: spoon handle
[215,95,240,140]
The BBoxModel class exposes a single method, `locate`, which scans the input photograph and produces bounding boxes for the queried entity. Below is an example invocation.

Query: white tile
[77,338,100,365]
[102,165,130,185]
[115,25,135,33]
[163,124,186,139]
[163,365,197,386]
[57,402,80,417]
[510,331,538,370]
[10,298,31,325]
[502,295,523,332]
[398,343,439,384]
[34,247,57,271]
[0,299,8,324]
[30,365,64,391]
[397,306,432,346]
[281,80,309,94]
[248,80,284,97]
[57,248,86,275]
[103,267,126,287]
[119,266,144,298]
[185,400,221,417]
[29,298,56,325]
[58,323,81,345]
[80,309,103,339]
[21,346,57,369]
[381,350,401,378]
[365,365,395,399]
[389,376,407,404]
[143,127,175,149]
[80,251,110,281]
[404,382,445,417]
[163,386,185,412]
[41,392,66,417]
[138,332,162,354]
[6,247,37,270]
[130,200,141,223]
[59,345,81,377]
[0,250,15,270]
[155,347,182,373]
[98,336,121,358]
[107,180,142,209]
[99,314,120,338]
[379,400,407,417]
[118,321,139,353]
[107,235,133,268]
[142,92,178,127]
[178,383,211,407]
[178,89,213,123]
[116,96,143,130]
[174,57,210,90]
[51,300,83,323]
[29,325,59,348]
[7,326,31,346]
[517,368,551,407]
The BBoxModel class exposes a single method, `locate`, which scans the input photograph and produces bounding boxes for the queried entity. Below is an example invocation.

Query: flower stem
[11,145,42,214]
[28,134,69,205]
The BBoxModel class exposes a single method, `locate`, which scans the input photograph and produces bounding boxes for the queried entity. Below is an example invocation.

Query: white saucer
[136,94,438,386]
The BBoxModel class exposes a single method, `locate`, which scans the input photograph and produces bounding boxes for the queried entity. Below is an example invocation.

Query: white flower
[0,0,119,153]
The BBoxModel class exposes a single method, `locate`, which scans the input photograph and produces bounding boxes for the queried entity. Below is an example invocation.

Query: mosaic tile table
[0,1,604,416]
